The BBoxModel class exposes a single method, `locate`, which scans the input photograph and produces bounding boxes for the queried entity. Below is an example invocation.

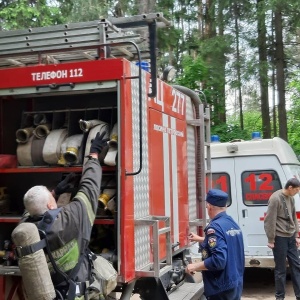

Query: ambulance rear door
[211,155,284,257]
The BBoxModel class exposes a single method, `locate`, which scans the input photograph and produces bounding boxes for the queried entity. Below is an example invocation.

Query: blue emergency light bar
[211,132,261,143]
[211,135,220,143]
[251,132,261,140]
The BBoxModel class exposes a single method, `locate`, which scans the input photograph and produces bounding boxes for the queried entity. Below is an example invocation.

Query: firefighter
[185,189,244,300]
[21,131,108,299]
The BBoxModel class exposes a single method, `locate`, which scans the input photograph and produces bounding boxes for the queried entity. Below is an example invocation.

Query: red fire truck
[0,13,210,299]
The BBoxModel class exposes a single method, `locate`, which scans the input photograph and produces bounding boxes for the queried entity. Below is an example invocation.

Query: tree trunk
[257,0,271,138]
[136,0,156,14]
[216,0,226,123]
[271,12,277,137]
[204,0,215,39]
[203,0,219,125]
[274,8,287,140]
[233,1,243,130]
[197,0,204,37]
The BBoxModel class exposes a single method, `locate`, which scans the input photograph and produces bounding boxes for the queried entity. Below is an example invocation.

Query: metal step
[168,282,205,300]
[135,216,172,277]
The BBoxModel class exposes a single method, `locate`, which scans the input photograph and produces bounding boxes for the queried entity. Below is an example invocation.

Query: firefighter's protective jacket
[23,158,102,287]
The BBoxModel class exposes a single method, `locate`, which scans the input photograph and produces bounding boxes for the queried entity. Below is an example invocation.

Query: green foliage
[287,73,300,155]
[175,55,208,90]
[1,0,300,145]
[199,34,233,61]
[211,110,263,142]
[0,0,69,29]
[211,123,250,142]
[65,0,109,22]
[287,110,300,156]
[157,26,183,58]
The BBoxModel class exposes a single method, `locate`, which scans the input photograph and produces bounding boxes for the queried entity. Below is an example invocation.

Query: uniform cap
[206,189,228,207]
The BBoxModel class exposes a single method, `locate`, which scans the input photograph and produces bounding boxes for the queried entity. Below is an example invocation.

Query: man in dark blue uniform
[186,189,244,300]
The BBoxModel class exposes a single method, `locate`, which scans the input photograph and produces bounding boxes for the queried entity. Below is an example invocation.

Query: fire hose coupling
[99,178,116,209]
[58,134,84,165]
[16,127,34,144]
[33,123,52,139]
[99,193,111,207]
[79,119,104,132]
[63,147,79,164]
[33,113,48,126]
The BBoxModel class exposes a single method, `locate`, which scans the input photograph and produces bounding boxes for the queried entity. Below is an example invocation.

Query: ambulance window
[241,170,281,206]
[207,173,232,206]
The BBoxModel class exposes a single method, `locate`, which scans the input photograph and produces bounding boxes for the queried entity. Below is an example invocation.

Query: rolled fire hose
[79,119,104,133]
[31,137,47,166]
[104,148,117,166]
[16,127,34,144]
[104,123,118,166]
[57,140,67,166]
[108,123,118,147]
[33,123,52,139]
[63,134,84,164]
[106,196,116,214]
[17,136,47,166]
[43,129,68,165]
[17,135,34,166]
[83,122,109,164]
[11,222,56,300]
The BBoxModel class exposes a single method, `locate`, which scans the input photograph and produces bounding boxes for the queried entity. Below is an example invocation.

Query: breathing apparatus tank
[11,222,56,300]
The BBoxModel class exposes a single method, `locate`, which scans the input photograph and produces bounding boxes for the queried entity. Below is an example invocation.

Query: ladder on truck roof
[0,12,170,66]
[0,13,171,97]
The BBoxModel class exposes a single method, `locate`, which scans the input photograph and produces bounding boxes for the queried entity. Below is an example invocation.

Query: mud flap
[135,277,169,300]
[168,282,205,300]
[184,273,195,283]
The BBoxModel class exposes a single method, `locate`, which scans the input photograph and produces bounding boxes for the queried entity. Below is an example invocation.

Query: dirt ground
[242,268,295,299]
[125,268,295,299]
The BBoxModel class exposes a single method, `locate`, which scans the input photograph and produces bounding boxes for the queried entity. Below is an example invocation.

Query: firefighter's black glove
[54,172,77,196]
[90,131,109,154]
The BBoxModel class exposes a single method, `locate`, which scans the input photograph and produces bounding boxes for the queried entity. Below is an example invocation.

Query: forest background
[1,0,300,154]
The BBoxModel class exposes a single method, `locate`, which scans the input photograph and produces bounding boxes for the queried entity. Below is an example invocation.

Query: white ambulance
[208,132,300,268]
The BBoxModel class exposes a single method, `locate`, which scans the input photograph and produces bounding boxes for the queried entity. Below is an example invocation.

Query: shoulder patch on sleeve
[208,236,217,248]
[207,228,215,235]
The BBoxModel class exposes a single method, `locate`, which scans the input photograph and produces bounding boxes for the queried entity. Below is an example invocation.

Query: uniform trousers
[272,235,300,299]
[206,286,242,300]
